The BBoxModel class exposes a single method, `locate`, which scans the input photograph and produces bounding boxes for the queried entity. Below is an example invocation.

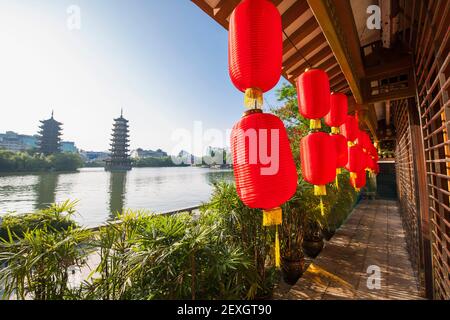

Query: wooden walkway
[280,199,423,300]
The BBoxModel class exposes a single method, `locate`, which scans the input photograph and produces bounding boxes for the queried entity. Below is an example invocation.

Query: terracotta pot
[302,238,324,258]
[281,257,305,285]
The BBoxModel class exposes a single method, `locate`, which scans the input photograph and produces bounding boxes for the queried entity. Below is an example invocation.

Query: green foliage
[0,200,79,241]
[0,198,261,300]
[201,182,275,298]
[132,156,189,167]
[0,149,83,173]
[0,201,92,300]
[47,153,84,171]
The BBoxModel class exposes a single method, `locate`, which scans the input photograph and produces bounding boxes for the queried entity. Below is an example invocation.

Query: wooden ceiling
[192,0,351,94]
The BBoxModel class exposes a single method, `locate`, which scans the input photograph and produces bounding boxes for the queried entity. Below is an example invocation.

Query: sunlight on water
[0,167,234,227]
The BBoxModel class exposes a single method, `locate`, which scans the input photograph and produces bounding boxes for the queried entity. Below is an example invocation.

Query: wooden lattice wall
[394,100,422,283]
[411,0,450,299]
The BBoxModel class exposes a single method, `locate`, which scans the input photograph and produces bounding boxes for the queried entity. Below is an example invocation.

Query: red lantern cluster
[229,0,282,108]
[350,170,367,190]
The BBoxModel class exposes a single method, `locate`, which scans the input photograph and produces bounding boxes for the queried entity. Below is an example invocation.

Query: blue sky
[0,0,288,155]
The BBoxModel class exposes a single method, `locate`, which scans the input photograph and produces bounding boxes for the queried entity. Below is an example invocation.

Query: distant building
[0,130,77,154]
[80,151,109,162]
[105,110,132,171]
[0,131,38,151]
[61,141,78,153]
[37,112,62,155]
[131,148,168,159]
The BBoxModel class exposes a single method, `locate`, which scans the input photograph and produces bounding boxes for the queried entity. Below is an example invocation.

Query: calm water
[0,167,234,227]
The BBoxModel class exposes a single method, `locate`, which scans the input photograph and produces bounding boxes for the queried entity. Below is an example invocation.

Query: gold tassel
[320,197,325,216]
[314,185,327,196]
[310,119,322,130]
[331,127,340,134]
[263,207,282,269]
[347,141,355,147]
[275,225,280,268]
[335,176,339,189]
[244,88,263,109]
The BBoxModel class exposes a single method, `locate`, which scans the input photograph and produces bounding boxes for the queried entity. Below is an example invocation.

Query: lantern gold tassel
[262,207,282,269]
[275,225,280,268]
[319,197,325,216]
[310,119,322,130]
[244,88,263,109]
[314,185,327,196]
[350,172,358,191]
[331,127,340,134]
[335,168,341,189]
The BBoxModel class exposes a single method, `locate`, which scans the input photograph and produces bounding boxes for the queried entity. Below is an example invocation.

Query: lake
[0,167,234,227]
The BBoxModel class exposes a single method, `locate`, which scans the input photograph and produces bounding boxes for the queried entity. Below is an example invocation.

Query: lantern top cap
[242,108,263,118]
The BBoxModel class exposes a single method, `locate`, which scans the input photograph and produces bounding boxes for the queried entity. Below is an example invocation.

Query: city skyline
[0,0,286,154]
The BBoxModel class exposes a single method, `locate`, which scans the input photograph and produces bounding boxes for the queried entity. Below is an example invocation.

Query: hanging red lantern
[325,93,348,133]
[300,132,337,194]
[229,0,282,108]
[339,115,359,142]
[374,162,380,175]
[345,144,364,173]
[330,133,348,189]
[231,109,297,267]
[296,69,331,129]
[330,133,348,170]
[350,170,367,190]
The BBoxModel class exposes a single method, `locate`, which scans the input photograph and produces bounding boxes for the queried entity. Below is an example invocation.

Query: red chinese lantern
[325,93,348,133]
[231,109,297,267]
[300,132,336,215]
[346,144,364,173]
[229,0,282,108]
[330,133,348,169]
[357,130,373,154]
[296,69,331,129]
[340,115,359,142]
[374,162,380,174]
[350,170,367,190]
[330,133,348,189]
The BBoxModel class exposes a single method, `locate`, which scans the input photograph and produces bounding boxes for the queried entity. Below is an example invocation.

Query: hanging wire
[283,29,312,69]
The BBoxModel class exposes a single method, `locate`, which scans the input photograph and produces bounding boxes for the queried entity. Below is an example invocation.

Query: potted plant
[280,189,307,285]
[302,219,324,258]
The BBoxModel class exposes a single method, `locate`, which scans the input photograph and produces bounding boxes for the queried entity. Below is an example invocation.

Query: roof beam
[286,46,332,78]
[306,0,365,103]
[283,16,319,52]
[283,33,326,70]
[212,0,240,24]
[282,1,310,29]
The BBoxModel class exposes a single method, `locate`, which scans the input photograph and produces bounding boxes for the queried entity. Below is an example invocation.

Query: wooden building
[192,0,449,299]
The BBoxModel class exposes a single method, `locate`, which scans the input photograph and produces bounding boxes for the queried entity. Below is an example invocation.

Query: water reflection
[34,173,59,210]
[108,171,127,219]
[204,170,235,185]
[0,167,234,226]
